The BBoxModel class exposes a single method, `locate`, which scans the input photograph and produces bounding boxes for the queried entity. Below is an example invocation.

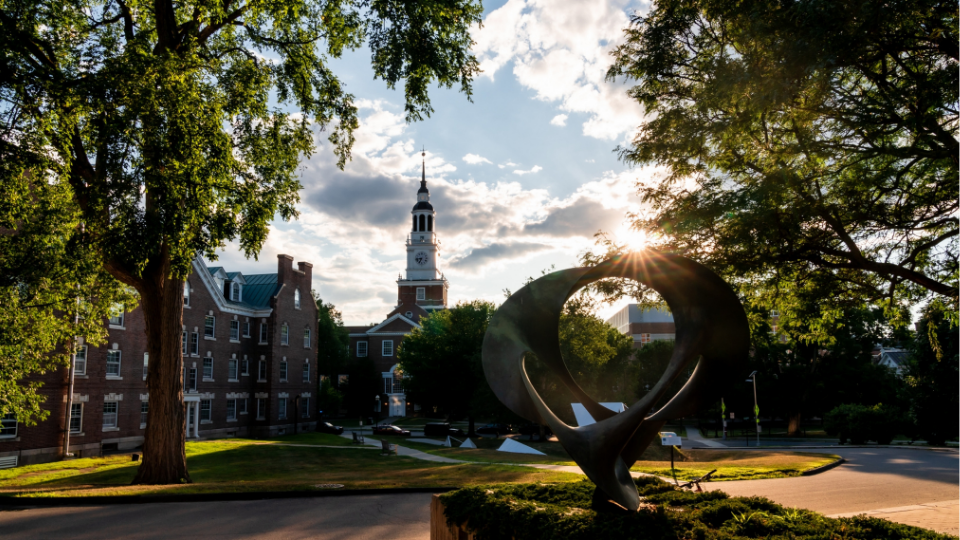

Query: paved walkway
[828,499,959,535]
[685,426,727,448]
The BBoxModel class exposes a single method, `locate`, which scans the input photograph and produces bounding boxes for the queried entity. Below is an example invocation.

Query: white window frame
[242,321,251,338]
[278,398,287,420]
[103,401,119,429]
[302,361,310,383]
[143,352,149,380]
[241,357,249,376]
[204,316,216,338]
[190,332,200,355]
[188,367,198,391]
[256,398,266,420]
[239,398,248,415]
[227,399,237,421]
[303,328,311,348]
[294,288,301,309]
[258,361,267,381]
[259,323,268,344]
[382,340,394,357]
[182,331,188,355]
[231,281,242,302]
[230,320,240,341]
[106,350,122,378]
[228,359,238,381]
[416,287,425,301]
[356,341,368,357]
[108,306,124,327]
[200,400,211,422]
[280,360,288,382]
[70,403,83,434]
[74,345,88,375]
[183,282,191,306]
[203,357,214,380]
[301,397,310,418]
[0,413,16,438]
[140,401,148,428]
[281,323,289,345]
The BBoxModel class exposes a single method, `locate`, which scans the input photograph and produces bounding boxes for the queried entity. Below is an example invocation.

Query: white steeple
[406,149,442,280]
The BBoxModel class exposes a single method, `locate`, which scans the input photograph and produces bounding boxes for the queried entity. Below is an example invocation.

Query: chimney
[277,254,294,284]
[297,261,313,284]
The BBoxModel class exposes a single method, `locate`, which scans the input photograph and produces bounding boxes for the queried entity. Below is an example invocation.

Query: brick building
[345,152,449,418]
[0,254,319,467]
[606,305,676,348]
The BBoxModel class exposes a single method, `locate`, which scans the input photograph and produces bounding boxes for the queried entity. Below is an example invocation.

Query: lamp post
[746,371,759,447]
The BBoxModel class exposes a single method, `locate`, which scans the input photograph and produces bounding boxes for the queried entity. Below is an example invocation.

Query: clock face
[415,251,429,266]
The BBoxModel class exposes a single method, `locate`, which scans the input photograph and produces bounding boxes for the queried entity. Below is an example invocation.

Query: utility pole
[747,371,759,447]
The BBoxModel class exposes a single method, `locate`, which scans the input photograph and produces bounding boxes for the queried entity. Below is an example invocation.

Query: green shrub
[825,403,907,444]
[439,479,951,540]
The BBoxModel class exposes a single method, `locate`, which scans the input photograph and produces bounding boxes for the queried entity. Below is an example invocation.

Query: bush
[439,479,950,540]
[824,403,907,444]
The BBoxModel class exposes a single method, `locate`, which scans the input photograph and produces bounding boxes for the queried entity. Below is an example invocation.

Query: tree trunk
[787,412,803,437]
[132,271,189,484]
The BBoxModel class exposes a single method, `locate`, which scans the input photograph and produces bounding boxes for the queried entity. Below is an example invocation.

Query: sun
[618,226,648,252]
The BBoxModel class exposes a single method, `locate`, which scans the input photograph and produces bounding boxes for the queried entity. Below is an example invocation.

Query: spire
[418,147,429,195]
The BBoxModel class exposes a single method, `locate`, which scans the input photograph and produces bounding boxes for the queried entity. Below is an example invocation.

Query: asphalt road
[0,447,955,539]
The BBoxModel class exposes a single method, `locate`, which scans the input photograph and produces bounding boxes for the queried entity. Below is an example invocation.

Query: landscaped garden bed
[436,478,954,540]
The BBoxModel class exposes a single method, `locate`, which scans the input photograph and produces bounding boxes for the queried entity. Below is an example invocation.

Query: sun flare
[618,226,648,252]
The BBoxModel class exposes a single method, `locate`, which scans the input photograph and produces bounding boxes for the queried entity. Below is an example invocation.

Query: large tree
[1,0,481,483]
[606,0,958,331]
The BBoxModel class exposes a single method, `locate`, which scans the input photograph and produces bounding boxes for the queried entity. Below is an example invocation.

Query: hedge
[439,478,953,540]
[824,403,908,444]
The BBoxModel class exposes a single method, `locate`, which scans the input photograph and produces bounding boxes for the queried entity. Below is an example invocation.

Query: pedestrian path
[828,499,959,536]
[685,426,728,448]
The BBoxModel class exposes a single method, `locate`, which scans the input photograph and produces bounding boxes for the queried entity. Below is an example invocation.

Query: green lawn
[0,439,582,498]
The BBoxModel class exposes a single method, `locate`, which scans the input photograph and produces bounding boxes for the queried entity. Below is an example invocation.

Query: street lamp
[746,371,759,447]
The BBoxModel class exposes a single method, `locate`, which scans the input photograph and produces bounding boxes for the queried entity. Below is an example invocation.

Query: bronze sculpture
[481,251,750,510]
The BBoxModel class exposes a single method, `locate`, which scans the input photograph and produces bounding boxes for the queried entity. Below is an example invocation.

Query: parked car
[317,421,344,435]
[519,423,552,440]
[424,422,466,437]
[373,424,412,437]
[476,423,513,436]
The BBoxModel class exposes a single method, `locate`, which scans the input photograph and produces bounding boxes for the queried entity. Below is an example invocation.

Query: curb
[689,445,958,452]
[0,486,458,508]
[800,457,846,476]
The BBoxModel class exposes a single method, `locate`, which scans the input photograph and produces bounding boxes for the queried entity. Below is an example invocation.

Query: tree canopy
[606,0,958,333]
[1,0,482,483]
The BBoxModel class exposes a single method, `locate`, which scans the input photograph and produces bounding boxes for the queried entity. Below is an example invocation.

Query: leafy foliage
[902,303,960,445]
[824,403,908,445]
[440,478,952,540]
[603,0,958,333]
[315,297,349,380]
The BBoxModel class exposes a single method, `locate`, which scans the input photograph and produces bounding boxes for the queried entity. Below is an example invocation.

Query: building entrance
[389,395,405,417]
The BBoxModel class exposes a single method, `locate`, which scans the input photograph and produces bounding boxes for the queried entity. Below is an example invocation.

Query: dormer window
[230,281,242,302]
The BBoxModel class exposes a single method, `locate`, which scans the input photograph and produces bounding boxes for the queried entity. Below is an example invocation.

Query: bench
[380,440,396,455]
[352,432,365,445]
[678,469,717,492]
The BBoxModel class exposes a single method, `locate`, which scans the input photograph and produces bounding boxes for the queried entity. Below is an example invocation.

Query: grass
[0,439,582,499]
[629,448,840,481]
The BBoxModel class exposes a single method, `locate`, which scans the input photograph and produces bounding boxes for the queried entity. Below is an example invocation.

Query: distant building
[873,347,911,376]
[606,305,676,348]
[344,152,448,418]
[0,255,318,467]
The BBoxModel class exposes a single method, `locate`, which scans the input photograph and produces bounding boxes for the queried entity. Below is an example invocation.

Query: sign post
[660,432,682,485]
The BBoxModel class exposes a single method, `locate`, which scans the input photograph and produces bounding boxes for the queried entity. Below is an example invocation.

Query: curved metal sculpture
[481,251,750,510]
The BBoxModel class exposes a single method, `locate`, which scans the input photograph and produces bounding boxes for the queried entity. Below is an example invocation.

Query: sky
[207,0,660,326]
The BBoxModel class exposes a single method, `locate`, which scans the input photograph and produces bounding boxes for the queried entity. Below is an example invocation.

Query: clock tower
[397,150,448,314]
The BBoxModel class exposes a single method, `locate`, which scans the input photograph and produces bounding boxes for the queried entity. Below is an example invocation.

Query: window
[382,340,394,357]
[182,331,188,355]
[302,361,310,383]
[384,377,393,394]
[106,350,122,377]
[239,398,248,415]
[188,368,198,391]
[200,400,211,421]
[183,282,190,306]
[70,404,83,434]
[190,332,199,355]
[259,323,268,343]
[640,333,651,345]
[204,316,215,338]
[0,413,16,438]
[143,353,149,380]
[243,321,251,337]
[416,287,425,301]
[74,345,88,375]
[227,399,237,421]
[338,374,349,387]
[256,398,266,419]
[108,305,124,327]
[303,328,311,348]
[258,361,267,381]
[241,357,249,375]
[230,320,240,341]
[356,341,368,357]
[301,397,310,418]
[278,398,287,420]
[280,360,288,381]
[203,357,213,380]
[405,311,413,319]
[230,281,241,301]
[140,401,148,427]
[281,323,289,345]
[228,359,238,381]
[103,402,118,428]
[294,288,301,309]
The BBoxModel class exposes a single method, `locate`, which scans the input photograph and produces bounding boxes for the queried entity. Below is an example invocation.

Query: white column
[193,402,200,438]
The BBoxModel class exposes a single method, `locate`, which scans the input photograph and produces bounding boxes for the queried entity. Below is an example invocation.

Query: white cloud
[513,165,543,176]
[463,153,492,165]
[472,0,647,141]
[550,114,568,126]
